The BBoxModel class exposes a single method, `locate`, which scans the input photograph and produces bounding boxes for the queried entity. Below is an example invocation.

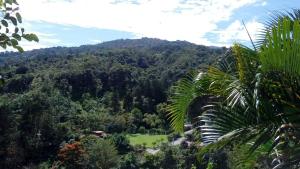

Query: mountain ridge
[0,37,227,110]
[0,37,225,58]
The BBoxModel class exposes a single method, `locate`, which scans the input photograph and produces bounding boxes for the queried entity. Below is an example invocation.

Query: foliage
[56,136,121,169]
[168,10,300,169]
[0,77,76,168]
[206,162,213,169]
[159,144,181,169]
[143,113,163,128]
[0,34,226,167]
[58,141,87,169]
[167,71,204,132]
[140,143,201,169]
[119,152,140,169]
[227,143,272,169]
[109,133,132,154]
[0,0,38,52]
[0,38,226,168]
[83,138,119,169]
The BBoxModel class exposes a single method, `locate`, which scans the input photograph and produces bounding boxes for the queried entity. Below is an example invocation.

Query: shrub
[58,141,87,169]
[119,152,139,169]
[16,66,29,74]
[109,133,132,154]
[83,138,119,169]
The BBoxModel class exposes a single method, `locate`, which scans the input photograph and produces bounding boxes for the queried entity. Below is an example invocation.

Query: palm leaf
[256,9,300,47]
[260,18,300,76]
[168,10,300,169]
[167,71,207,132]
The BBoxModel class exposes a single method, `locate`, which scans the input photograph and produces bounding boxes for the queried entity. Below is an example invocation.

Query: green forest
[0,1,300,169]
[0,38,226,168]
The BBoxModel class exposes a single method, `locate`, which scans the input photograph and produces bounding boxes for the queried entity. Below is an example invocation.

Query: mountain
[0,37,227,120]
[0,38,227,167]
[0,38,226,102]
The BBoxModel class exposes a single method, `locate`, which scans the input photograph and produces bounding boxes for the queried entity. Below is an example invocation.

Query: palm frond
[256,9,300,47]
[168,9,300,168]
[167,71,207,132]
[260,18,300,76]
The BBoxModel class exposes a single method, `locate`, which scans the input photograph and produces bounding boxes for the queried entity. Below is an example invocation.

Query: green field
[127,134,168,147]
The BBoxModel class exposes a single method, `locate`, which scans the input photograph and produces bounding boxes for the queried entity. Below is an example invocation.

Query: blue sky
[16,0,300,50]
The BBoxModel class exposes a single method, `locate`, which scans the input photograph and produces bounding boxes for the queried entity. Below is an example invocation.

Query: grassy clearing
[127,134,168,148]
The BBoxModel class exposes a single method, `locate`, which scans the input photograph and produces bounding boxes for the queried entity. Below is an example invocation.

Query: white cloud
[218,19,264,43]
[18,0,263,45]
[19,41,49,51]
[0,41,48,52]
[22,31,62,50]
[90,39,103,44]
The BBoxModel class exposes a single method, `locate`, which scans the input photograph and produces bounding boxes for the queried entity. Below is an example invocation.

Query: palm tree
[168,10,300,169]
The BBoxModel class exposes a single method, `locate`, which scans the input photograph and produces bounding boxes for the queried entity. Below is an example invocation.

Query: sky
[15,0,300,50]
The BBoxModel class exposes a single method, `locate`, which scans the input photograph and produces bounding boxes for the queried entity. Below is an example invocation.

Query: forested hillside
[0,38,226,168]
